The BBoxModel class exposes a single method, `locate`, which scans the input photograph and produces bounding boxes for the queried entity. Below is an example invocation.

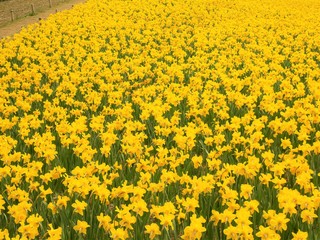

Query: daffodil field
[0,0,320,239]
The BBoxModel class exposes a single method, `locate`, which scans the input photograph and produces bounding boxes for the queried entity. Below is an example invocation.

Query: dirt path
[0,0,87,39]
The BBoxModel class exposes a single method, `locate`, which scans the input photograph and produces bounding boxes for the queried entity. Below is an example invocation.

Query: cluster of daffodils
[0,0,320,239]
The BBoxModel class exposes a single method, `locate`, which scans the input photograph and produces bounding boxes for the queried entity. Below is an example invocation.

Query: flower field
[0,0,320,239]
